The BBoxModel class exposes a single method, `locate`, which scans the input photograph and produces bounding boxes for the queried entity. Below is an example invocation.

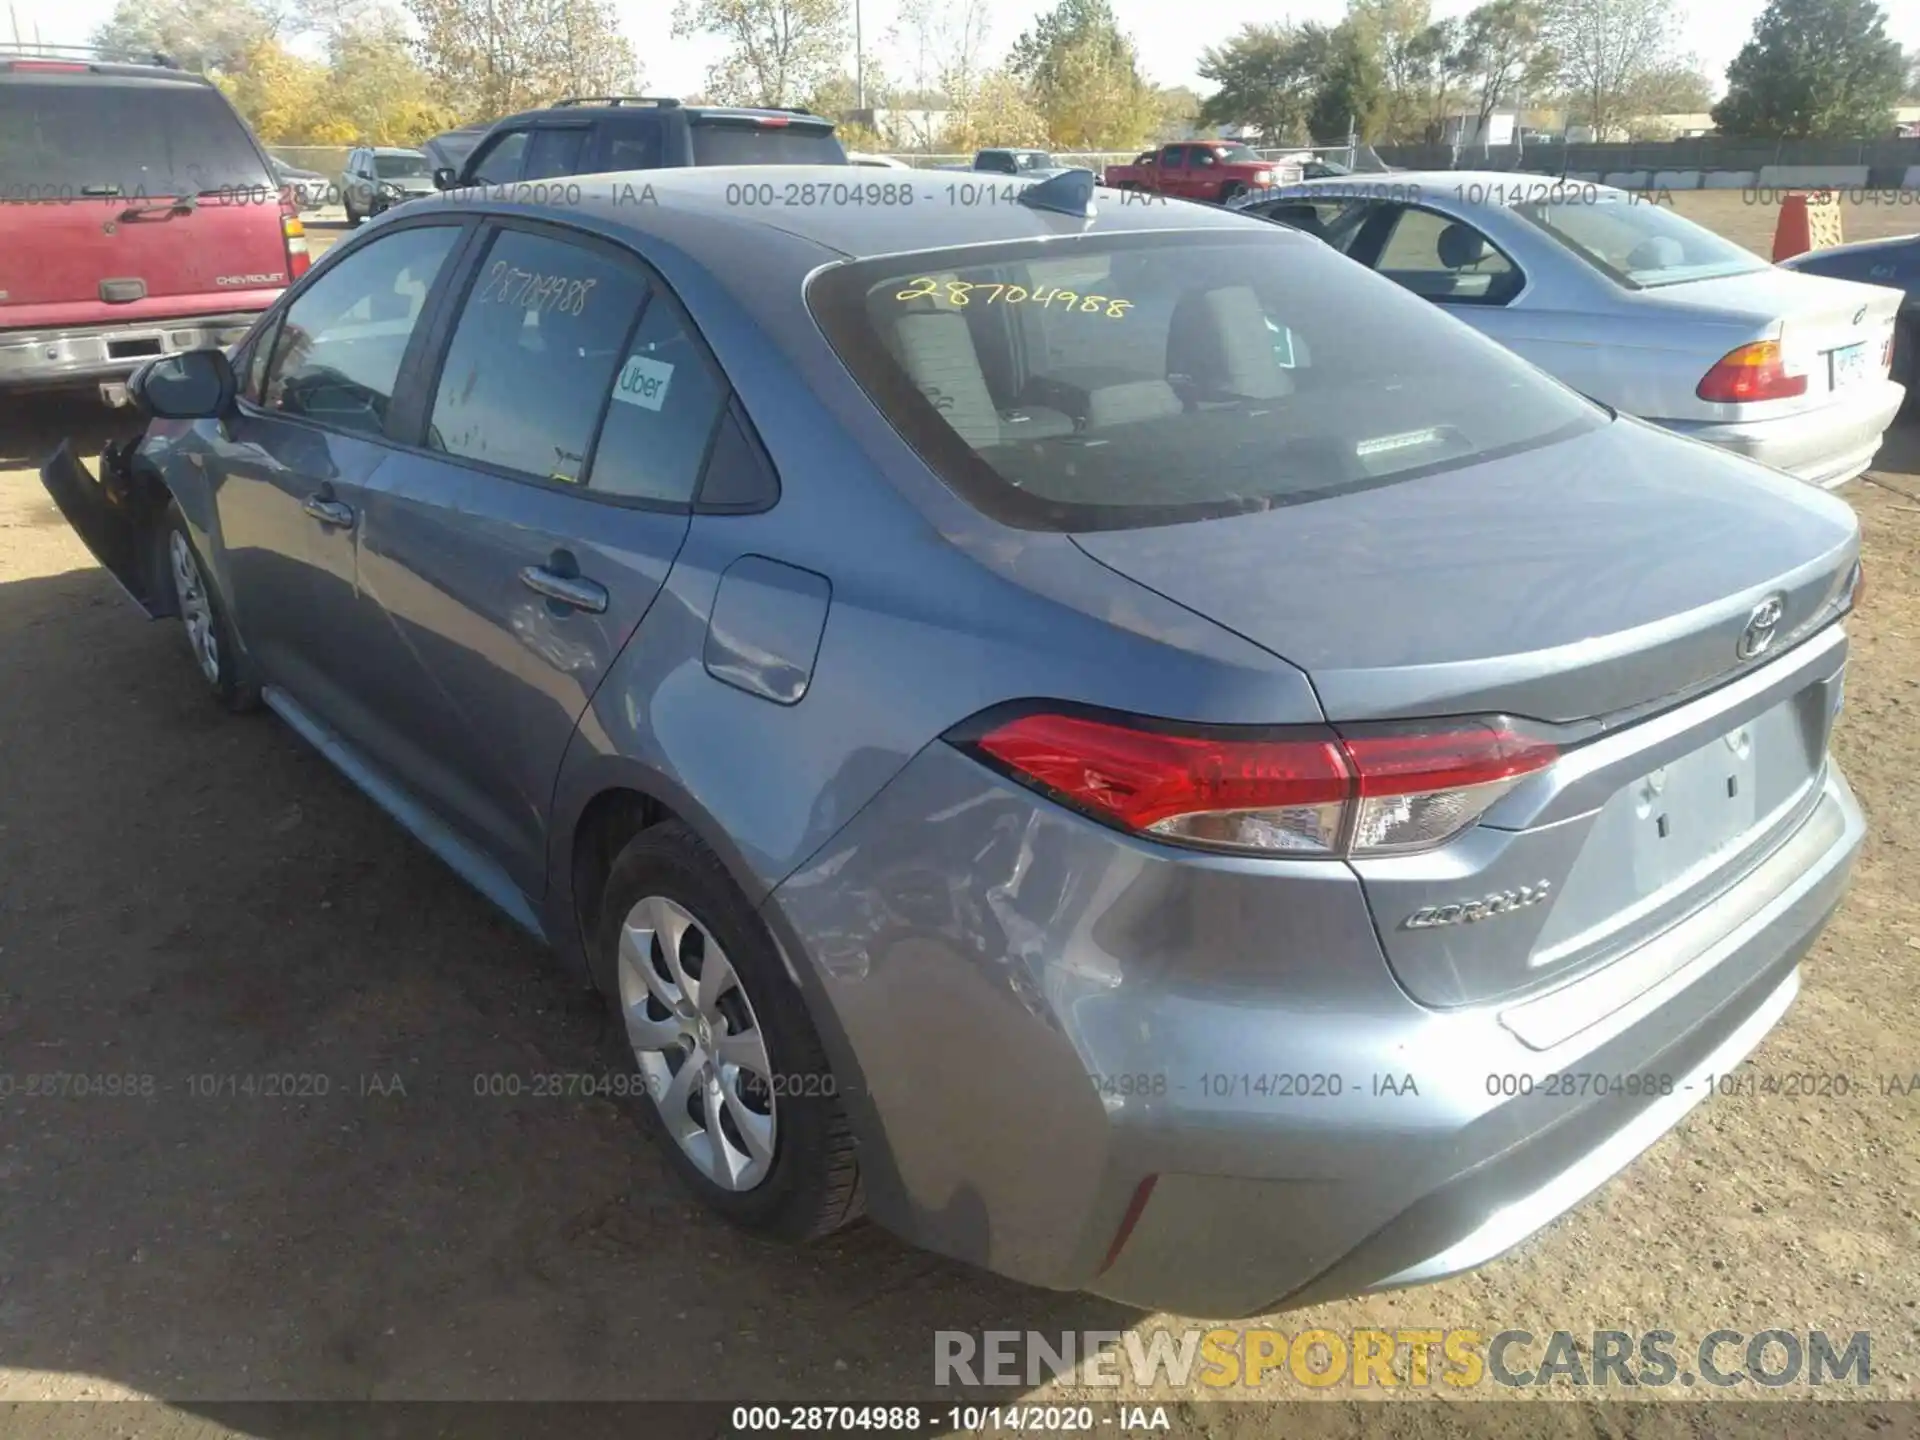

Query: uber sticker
[613,354,674,411]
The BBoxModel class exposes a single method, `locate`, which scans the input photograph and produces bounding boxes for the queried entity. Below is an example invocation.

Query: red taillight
[283,213,311,279]
[1697,339,1807,403]
[755,115,792,126]
[964,709,1558,858]
[8,60,89,72]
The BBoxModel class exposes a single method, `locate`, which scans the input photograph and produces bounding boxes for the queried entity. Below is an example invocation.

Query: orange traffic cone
[1772,191,1844,261]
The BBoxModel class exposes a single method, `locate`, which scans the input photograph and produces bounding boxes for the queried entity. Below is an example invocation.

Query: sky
[12,0,1920,105]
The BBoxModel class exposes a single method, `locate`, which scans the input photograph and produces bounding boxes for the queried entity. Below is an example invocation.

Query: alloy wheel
[617,894,778,1191]
[168,530,220,686]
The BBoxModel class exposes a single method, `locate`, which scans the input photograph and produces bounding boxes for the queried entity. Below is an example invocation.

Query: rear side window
[688,119,846,165]
[425,229,648,484]
[0,77,271,195]
[261,224,460,435]
[591,295,728,503]
[602,123,664,171]
[807,230,1602,531]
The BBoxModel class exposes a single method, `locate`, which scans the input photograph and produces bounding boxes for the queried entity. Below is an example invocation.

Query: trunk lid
[1073,415,1860,1010]
[1070,416,1857,725]
[0,72,289,323]
[1649,267,1902,402]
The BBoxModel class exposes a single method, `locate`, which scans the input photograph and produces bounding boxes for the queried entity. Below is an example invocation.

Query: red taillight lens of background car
[1697,339,1807,403]
[963,711,1558,858]
[283,213,311,279]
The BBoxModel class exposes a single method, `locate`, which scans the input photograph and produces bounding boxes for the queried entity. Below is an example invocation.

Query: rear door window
[523,127,589,179]
[0,77,271,196]
[259,224,461,436]
[423,228,650,485]
[1365,206,1521,305]
[688,119,845,165]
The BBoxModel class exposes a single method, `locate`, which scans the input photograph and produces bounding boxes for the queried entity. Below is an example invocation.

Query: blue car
[39,167,1865,1317]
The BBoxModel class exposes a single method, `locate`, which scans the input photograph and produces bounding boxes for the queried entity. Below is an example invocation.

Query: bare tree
[672,0,849,109]
[1543,0,1676,138]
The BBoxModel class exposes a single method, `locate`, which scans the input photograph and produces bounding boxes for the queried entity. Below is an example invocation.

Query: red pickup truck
[1103,142,1298,203]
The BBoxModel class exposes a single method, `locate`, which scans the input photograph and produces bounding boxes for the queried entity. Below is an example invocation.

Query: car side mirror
[129,348,235,420]
[433,167,458,190]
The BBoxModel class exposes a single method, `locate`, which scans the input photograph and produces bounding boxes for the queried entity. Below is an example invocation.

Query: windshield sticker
[478,261,596,315]
[612,354,674,411]
[893,277,1134,318]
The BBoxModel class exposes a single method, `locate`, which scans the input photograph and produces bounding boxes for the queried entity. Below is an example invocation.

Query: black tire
[161,503,259,713]
[345,195,362,227]
[596,820,862,1241]
[1219,181,1247,202]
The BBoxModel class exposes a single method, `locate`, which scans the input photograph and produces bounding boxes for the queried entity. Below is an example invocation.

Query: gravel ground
[0,201,1916,1432]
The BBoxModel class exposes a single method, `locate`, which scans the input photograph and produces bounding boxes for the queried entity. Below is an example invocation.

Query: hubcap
[617,895,777,1191]
[168,531,220,686]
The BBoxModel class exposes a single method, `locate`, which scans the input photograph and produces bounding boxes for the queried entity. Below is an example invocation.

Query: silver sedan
[1234,173,1906,487]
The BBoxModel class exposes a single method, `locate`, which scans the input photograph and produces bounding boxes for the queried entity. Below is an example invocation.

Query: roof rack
[553,95,682,108]
[0,41,179,67]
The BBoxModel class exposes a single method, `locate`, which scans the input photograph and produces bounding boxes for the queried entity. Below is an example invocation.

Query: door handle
[302,495,355,528]
[520,564,608,614]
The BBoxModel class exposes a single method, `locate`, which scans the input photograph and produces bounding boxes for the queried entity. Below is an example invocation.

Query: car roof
[1286,171,1623,207]
[484,101,830,126]
[0,61,214,85]
[438,163,1295,279]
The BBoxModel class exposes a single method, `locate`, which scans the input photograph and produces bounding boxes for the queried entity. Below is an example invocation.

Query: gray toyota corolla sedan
[40,166,1865,1318]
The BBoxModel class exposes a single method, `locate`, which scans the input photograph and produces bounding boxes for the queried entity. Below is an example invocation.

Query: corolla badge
[1738,593,1786,661]
[1403,881,1552,930]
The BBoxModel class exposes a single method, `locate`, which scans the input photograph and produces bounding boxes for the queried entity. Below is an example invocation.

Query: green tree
[673,0,848,108]
[1712,0,1906,138]
[1196,24,1319,143]
[1007,0,1155,148]
[1452,0,1555,147]
[1347,0,1444,140]
[1308,20,1386,141]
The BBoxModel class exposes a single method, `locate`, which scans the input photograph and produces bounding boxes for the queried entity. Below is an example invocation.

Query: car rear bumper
[0,312,264,393]
[766,742,1864,1318]
[1660,378,1905,488]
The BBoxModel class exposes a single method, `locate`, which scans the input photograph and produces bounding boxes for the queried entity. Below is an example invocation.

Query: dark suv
[437,96,848,188]
[0,44,308,400]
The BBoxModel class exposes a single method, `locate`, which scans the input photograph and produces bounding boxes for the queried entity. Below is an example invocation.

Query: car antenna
[1018,168,1097,219]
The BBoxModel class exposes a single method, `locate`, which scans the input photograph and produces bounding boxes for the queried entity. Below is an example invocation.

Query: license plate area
[1627,724,1761,892]
[1529,692,1824,970]
[1829,341,1869,388]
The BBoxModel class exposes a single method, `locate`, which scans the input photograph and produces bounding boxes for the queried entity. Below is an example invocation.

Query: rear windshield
[1010,151,1055,171]
[0,77,271,196]
[374,152,430,178]
[808,230,1603,531]
[1512,195,1766,289]
[689,120,846,166]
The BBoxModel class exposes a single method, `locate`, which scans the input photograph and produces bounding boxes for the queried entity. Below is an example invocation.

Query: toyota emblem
[1738,594,1786,660]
